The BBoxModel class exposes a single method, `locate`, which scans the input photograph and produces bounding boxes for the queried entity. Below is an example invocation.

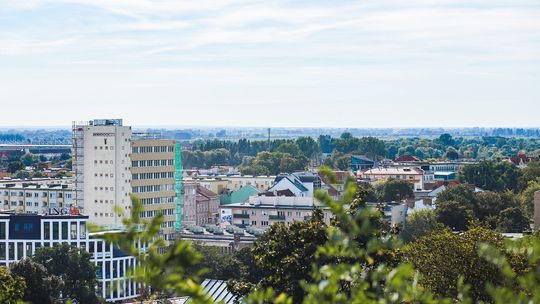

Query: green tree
[296,137,320,158]
[251,209,328,303]
[15,170,32,179]
[10,258,63,304]
[7,160,24,173]
[475,191,515,221]
[435,200,473,231]
[496,207,530,233]
[378,179,413,202]
[520,180,540,219]
[187,243,241,281]
[0,266,25,304]
[459,161,522,192]
[317,134,333,154]
[358,137,386,160]
[334,132,360,153]
[65,159,72,170]
[436,185,477,213]
[402,209,440,243]
[444,146,459,160]
[333,154,351,170]
[478,233,540,304]
[20,153,40,166]
[279,154,307,173]
[437,133,455,147]
[403,227,508,301]
[276,142,302,157]
[33,243,103,303]
[518,160,540,191]
[103,196,211,302]
[252,152,282,175]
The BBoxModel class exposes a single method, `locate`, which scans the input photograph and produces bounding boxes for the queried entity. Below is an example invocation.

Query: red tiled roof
[394,154,421,162]
[196,185,219,199]
[510,154,531,165]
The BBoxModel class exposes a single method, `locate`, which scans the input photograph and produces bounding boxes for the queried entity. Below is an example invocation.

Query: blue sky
[1,0,539,128]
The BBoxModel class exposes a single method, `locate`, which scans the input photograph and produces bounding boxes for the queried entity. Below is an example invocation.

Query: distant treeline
[182,133,540,172]
[0,134,25,142]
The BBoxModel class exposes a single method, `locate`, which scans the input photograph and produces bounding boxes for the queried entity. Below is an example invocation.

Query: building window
[0,222,6,239]
[62,222,68,240]
[44,222,50,240]
[52,222,59,240]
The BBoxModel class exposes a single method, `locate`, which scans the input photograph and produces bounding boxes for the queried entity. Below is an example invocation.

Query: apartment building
[72,119,132,227]
[131,139,180,241]
[226,195,332,229]
[1,181,73,214]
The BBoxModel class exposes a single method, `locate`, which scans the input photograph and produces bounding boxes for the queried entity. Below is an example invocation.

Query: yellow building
[131,139,177,242]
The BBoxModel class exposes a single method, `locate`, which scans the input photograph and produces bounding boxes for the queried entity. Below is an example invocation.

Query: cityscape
[1,1,540,304]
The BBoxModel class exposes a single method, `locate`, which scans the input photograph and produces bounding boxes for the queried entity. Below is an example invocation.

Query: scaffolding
[72,121,87,212]
[174,142,183,231]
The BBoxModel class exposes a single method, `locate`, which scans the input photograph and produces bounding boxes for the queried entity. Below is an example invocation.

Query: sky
[0,0,539,128]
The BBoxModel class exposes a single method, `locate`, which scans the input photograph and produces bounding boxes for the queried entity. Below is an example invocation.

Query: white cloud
[0,0,539,126]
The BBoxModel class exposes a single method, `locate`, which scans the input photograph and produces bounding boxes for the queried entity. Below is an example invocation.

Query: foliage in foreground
[110,180,540,304]
[102,196,213,303]
[0,266,25,304]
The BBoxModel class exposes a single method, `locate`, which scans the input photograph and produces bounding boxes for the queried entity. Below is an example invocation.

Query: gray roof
[143,279,239,304]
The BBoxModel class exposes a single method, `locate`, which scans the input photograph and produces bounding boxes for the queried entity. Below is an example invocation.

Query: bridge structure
[0,144,71,154]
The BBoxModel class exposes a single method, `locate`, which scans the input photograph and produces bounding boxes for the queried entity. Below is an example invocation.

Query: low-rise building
[0,212,141,302]
[351,155,375,171]
[225,195,332,229]
[224,175,275,191]
[188,177,228,194]
[181,181,198,227]
[358,167,425,191]
[195,186,220,226]
[178,225,260,253]
[1,181,74,214]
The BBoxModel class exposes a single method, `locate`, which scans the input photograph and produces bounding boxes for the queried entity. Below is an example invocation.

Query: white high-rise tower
[72,119,132,226]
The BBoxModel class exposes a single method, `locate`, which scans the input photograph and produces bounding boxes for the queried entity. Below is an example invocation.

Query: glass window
[8,242,14,260]
[80,222,86,239]
[44,222,50,240]
[97,261,103,279]
[52,222,59,240]
[105,261,110,279]
[26,243,33,256]
[17,242,23,259]
[70,222,77,239]
[61,222,68,240]
[0,223,5,239]
[0,243,5,259]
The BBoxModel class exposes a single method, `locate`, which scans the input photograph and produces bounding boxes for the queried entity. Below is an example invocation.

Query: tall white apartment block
[72,119,132,226]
